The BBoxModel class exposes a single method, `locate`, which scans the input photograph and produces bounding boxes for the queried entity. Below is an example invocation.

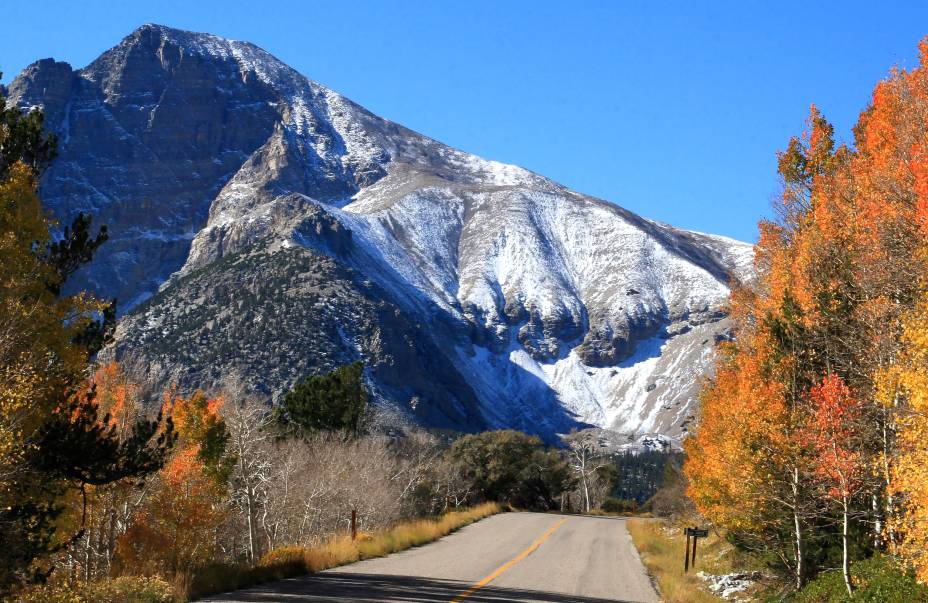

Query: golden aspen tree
[880,296,928,583]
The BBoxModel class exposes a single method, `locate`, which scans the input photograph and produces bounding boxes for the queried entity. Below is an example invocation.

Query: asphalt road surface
[203,513,660,603]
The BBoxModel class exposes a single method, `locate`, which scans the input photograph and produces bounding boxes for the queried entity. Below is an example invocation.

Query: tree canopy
[275,361,368,436]
[685,38,928,593]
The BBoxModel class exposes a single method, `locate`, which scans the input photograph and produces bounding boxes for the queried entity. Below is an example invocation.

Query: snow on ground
[451,329,709,437]
[697,572,763,601]
[185,172,739,437]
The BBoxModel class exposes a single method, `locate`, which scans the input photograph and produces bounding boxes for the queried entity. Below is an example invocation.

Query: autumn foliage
[114,390,228,576]
[880,296,928,584]
[806,375,867,504]
[0,93,170,592]
[686,37,928,593]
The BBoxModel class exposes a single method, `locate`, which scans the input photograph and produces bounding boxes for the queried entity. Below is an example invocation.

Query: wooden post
[684,529,691,573]
[351,509,358,541]
[685,527,707,571]
[691,529,698,568]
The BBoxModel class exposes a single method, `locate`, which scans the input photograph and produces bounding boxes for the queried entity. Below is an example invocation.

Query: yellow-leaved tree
[1,90,173,592]
[0,102,109,587]
[879,294,928,583]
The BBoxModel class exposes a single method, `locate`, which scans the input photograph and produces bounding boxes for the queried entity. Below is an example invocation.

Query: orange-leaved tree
[687,37,928,589]
[114,390,229,578]
[59,363,173,581]
[803,374,868,595]
[686,36,928,588]
[687,107,844,588]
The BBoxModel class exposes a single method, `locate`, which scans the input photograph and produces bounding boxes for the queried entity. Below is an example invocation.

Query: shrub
[257,545,306,570]
[16,576,174,603]
[184,563,249,600]
[602,497,637,514]
[448,431,570,509]
[792,555,928,603]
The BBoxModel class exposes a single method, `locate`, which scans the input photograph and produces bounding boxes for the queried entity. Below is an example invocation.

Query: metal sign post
[683,527,709,572]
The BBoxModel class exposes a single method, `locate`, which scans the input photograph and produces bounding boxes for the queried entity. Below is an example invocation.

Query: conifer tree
[275,362,368,436]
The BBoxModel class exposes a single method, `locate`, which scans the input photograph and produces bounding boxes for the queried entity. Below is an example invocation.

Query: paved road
[203,513,660,603]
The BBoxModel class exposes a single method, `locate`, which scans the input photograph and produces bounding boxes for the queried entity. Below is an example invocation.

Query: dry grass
[185,502,501,601]
[307,503,502,567]
[15,575,174,602]
[627,518,732,603]
[586,508,653,518]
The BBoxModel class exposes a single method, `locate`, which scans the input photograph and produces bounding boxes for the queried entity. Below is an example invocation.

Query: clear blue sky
[2,1,927,242]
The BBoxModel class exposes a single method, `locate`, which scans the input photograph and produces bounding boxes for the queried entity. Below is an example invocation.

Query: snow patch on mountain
[10,23,754,440]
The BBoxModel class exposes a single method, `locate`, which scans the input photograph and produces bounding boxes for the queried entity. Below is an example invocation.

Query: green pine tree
[276,362,369,436]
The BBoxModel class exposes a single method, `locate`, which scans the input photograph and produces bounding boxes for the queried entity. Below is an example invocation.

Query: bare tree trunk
[246,488,257,564]
[566,431,600,514]
[793,508,804,590]
[881,400,897,552]
[872,491,882,550]
[106,503,117,576]
[582,475,591,513]
[792,467,805,590]
[83,533,91,582]
[843,496,854,595]
[83,493,93,582]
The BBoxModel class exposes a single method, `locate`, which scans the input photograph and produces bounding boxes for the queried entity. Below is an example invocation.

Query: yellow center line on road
[450,518,567,602]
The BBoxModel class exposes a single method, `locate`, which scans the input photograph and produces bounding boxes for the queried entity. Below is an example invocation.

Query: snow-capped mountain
[7,24,753,440]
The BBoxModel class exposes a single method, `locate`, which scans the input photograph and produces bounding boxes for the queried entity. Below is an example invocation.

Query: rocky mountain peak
[9,26,753,441]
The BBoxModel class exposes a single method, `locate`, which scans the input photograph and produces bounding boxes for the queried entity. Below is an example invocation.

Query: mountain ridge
[8,24,753,440]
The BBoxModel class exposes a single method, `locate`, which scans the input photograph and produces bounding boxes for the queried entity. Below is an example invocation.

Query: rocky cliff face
[9,24,753,440]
